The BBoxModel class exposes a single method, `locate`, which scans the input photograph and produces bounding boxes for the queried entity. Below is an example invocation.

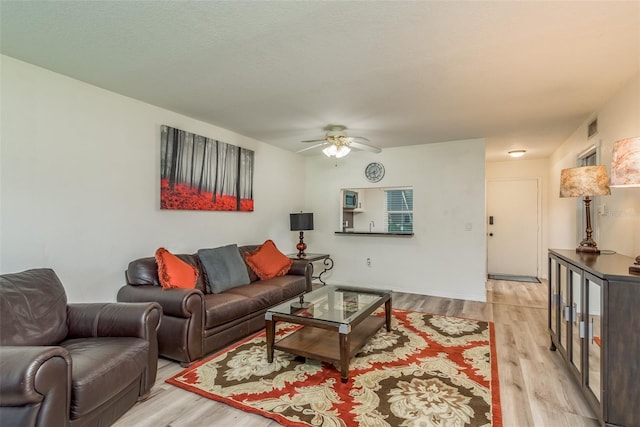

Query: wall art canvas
[160,125,254,211]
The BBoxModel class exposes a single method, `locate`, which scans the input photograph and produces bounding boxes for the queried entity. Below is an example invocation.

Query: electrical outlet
[598,204,607,216]
[366,257,371,267]
[465,223,472,231]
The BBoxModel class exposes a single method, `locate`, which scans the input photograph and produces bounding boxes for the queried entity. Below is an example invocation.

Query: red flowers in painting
[161,179,254,212]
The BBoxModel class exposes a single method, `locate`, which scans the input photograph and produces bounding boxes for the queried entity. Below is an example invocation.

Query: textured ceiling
[1,1,639,161]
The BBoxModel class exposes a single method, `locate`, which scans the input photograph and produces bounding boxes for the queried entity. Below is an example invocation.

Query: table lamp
[609,137,640,274]
[560,165,610,253]
[290,212,314,258]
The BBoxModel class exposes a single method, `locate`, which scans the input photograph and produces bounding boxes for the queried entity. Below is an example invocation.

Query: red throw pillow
[244,240,293,280]
[155,247,198,290]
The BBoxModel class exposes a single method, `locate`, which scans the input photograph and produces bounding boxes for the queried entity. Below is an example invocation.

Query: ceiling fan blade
[301,139,327,143]
[345,136,370,143]
[350,141,381,153]
[296,142,327,153]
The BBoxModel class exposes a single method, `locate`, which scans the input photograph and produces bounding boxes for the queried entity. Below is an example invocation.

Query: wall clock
[365,162,385,183]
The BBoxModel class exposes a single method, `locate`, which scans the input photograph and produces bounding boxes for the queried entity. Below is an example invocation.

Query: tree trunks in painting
[160,125,254,211]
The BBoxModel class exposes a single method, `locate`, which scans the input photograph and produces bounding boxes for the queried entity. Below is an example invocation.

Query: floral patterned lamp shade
[610,137,640,188]
[610,137,640,274]
[560,165,610,254]
[560,165,611,198]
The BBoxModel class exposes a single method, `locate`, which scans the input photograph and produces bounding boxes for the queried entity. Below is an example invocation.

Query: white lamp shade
[610,137,640,187]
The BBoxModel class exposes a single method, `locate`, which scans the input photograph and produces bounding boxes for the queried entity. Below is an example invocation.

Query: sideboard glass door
[586,274,602,402]
[569,268,583,375]
[560,263,569,352]
[549,257,559,338]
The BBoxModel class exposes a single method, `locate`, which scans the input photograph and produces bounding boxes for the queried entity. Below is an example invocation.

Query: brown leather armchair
[0,268,162,427]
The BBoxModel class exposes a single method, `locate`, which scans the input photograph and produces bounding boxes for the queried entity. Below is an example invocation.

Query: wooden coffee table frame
[265,292,391,383]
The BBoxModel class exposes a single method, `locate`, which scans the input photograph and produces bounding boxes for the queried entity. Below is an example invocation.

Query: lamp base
[576,197,600,254]
[290,294,312,313]
[290,301,312,309]
[296,231,307,258]
[576,245,600,254]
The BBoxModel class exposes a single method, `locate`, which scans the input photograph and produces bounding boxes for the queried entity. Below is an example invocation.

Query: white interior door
[487,179,539,277]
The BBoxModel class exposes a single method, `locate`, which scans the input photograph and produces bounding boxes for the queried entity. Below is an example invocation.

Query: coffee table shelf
[273,316,385,365]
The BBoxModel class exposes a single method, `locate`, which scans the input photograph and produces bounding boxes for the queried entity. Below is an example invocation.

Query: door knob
[489,233,494,236]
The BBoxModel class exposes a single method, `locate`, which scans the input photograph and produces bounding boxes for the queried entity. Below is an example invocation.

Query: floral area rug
[167,308,502,427]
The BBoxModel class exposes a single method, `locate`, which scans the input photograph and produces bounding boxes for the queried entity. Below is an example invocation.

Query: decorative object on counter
[559,165,610,253]
[290,212,314,258]
[609,136,640,274]
[630,256,640,275]
[364,162,385,182]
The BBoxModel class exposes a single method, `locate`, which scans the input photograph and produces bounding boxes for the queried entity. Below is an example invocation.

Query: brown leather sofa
[117,244,312,365]
[0,268,162,427]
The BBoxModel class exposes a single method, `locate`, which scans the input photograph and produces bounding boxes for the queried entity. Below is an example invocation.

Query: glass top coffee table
[265,285,392,383]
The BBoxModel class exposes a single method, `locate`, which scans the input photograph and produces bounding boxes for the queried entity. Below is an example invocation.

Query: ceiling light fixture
[508,150,526,158]
[298,125,380,157]
[322,142,351,158]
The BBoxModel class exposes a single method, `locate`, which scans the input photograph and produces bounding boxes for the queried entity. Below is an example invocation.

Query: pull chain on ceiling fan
[297,125,381,158]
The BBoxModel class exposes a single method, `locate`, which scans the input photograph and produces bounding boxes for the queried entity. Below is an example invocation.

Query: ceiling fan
[297,125,381,158]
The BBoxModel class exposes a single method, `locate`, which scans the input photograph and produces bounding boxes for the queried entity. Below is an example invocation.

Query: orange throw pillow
[244,240,293,280]
[155,247,198,290]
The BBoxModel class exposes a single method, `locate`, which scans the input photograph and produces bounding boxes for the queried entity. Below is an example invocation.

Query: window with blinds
[385,188,413,233]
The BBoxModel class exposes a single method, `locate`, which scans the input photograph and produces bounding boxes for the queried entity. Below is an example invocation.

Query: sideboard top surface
[549,249,640,283]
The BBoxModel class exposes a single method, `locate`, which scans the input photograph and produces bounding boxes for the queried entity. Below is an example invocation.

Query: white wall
[549,74,640,257]
[304,139,487,302]
[5,53,633,305]
[0,56,306,302]
[486,158,550,278]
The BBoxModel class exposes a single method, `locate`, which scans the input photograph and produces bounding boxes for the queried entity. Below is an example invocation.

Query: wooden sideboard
[548,249,640,427]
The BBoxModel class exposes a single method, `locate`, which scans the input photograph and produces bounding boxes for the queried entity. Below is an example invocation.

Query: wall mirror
[338,187,413,235]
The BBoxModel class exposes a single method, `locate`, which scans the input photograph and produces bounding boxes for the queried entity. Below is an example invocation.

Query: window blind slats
[384,189,413,233]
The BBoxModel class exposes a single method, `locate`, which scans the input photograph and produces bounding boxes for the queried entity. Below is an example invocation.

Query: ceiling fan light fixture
[335,145,351,158]
[300,124,379,157]
[322,145,338,157]
[322,143,351,158]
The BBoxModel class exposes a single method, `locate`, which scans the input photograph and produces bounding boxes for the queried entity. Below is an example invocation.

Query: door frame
[485,177,543,278]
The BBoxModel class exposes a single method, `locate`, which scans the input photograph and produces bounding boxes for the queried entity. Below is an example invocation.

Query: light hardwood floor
[113,279,599,427]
